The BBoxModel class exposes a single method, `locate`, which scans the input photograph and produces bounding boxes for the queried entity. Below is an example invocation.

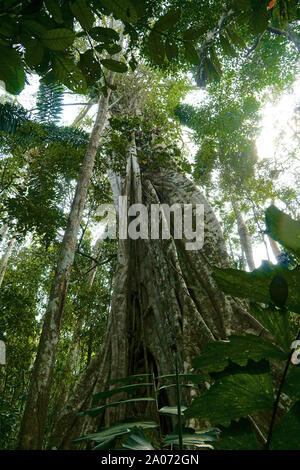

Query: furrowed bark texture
[50,162,259,449]
[18,89,112,450]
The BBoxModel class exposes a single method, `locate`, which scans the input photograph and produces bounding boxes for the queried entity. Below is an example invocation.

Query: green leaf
[183,26,207,40]
[93,437,117,450]
[265,205,300,257]
[89,27,119,43]
[79,49,101,86]
[80,398,156,417]
[193,334,287,373]
[41,28,75,51]
[110,373,152,385]
[25,39,44,67]
[104,44,122,55]
[97,0,138,24]
[153,9,181,32]
[226,28,246,49]
[0,46,25,94]
[122,427,154,450]
[283,366,300,402]
[44,0,64,24]
[73,419,159,443]
[185,360,274,426]
[219,34,237,57]
[148,30,165,65]
[156,373,203,383]
[52,55,87,93]
[213,263,300,314]
[92,383,153,403]
[214,419,260,450]
[270,400,300,449]
[165,41,178,60]
[70,0,94,30]
[251,2,269,34]
[159,406,187,416]
[203,57,220,82]
[184,42,200,65]
[269,275,288,308]
[249,303,291,353]
[163,430,218,448]
[101,59,127,73]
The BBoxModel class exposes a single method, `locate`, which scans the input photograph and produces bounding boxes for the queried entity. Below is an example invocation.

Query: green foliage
[36,82,64,123]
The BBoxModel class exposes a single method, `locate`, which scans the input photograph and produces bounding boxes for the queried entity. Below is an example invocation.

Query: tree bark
[49,161,260,449]
[0,236,16,287]
[232,200,256,271]
[18,88,113,450]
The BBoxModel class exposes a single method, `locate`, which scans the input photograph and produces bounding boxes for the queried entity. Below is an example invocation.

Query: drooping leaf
[163,429,218,448]
[249,303,291,353]
[193,334,287,373]
[270,400,300,450]
[73,419,158,443]
[92,382,153,403]
[0,46,25,94]
[185,360,274,426]
[80,397,156,417]
[25,39,45,67]
[110,373,152,385]
[153,9,181,32]
[41,28,75,51]
[52,55,87,93]
[226,28,247,49]
[219,34,237,57]
[156,373,203,384]
[148,30,165,65]
[93,437,117,450]
[44,0,64,24]
[213,419,260,450]
[213,262,300,314]
[269,275,288,308]
[97,0,138,24]
[122,427,154,450]
[283,366,300,402]
[69,0,94,30]
[184,42,200,65]
[265,205,300,257]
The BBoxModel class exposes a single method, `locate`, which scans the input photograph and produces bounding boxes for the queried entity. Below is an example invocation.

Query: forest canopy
[0,0,300,452]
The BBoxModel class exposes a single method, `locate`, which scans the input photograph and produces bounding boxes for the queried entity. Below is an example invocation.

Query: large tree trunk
[232,200,256,271]
[50,160,261,449]
[18,88,113,450]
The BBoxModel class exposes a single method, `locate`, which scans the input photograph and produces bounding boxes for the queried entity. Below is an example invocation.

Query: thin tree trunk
[0,236,16,287]
[232,200,256,271]
[18,86,113,450]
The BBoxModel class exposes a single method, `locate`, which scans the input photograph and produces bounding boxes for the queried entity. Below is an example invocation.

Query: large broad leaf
[148,30,165,65]
[0,46,25,94]
[153,9,181,32]
[250,303,291,353]
[80,397,156,417]
[122,427,154,450]
[98,0,138,24]
[41,28,75,51]
[193,334,287,374]
[25,39,45,67]
[70,0,94,30]
[270,400,300,450]
[213,262,300,314]
[184,42,200,65]
[185,360,274,426]
[265,205,300,257]
[283,365,300,402]
[213,419,260,450]
[44,0,64,24]
[101,59,128,73]
[92,382,153,403]
[52,55,86,93]
[89,27,119,43]
[73,419,158,444]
